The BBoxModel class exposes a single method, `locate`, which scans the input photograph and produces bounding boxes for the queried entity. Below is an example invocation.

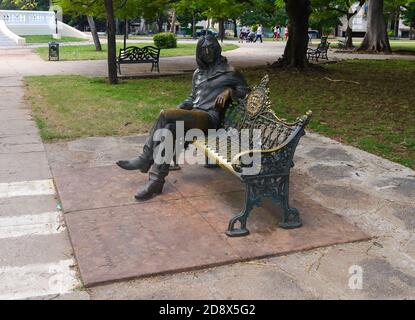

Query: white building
[337,3,411,38]
[0,10,88,46]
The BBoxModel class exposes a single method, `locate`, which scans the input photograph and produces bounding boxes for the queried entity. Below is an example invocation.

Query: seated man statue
[116,35,249,200]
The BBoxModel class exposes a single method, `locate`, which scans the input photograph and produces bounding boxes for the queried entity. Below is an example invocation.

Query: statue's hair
[196,35,223,70]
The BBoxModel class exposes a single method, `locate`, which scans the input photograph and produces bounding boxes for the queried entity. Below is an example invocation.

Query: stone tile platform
[53,164,369,287]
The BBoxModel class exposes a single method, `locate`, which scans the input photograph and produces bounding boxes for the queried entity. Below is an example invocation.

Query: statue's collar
[197,58,232,78]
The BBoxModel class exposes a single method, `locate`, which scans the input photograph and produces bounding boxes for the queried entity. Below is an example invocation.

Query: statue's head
[196,35,222,68]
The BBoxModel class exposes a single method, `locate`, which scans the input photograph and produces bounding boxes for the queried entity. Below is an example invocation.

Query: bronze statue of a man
[117,35,249,200]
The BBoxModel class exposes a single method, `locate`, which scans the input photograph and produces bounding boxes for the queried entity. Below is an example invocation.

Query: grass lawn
[23,35,88,43]
[34,43,239,61]
[25,59,415,169]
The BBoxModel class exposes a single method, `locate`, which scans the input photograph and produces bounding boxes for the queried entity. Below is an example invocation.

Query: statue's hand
[215,88,233,109]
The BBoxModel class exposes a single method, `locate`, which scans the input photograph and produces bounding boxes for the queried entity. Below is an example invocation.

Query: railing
[0,10,55,25]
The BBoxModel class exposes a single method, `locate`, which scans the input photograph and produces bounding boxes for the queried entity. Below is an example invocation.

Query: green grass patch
[23,35,88,43]
[25,59,415,169]
[34,43,239,61]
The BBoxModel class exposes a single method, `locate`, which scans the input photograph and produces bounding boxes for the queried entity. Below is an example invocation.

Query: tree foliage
[0,0,50,10]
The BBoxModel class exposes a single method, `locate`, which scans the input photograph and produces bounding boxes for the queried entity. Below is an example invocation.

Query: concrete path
[1,40,414,79]
[0,76,89,299]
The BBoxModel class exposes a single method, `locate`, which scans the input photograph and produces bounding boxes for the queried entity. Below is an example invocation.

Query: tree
[1,0,50,10]
[311,0,365,49]
[239,0,287,28]
[103,0,118,84]
[357,0,391,52]
[56,0,105,51]
[272,0,312,69]
[86,15,102,51]
[139,0,171,33]
[175,0,205,38]
[401,1,415,39]
[192,0,248,42]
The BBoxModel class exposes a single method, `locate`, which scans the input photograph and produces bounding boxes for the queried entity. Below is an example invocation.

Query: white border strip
[0,211,63,239]
[0,179,55,199]
[0,259,80,300]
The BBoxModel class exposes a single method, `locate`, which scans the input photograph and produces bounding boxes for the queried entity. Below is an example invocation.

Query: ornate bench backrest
[222,75,311,151]
[317,42,330,52]
[118,46,160,62]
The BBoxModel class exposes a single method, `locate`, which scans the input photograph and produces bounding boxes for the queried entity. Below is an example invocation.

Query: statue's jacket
[178,56,249,128]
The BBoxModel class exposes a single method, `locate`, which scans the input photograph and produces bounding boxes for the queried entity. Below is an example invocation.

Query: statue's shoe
[134,180,164,201]
[116,156,152,173]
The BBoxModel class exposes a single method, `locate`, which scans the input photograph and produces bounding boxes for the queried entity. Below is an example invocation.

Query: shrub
[153,32,177,49]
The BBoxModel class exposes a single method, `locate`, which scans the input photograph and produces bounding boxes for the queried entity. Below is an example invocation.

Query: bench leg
[169,150,181,171]
[226,183,256,237]
[278,176,302,229]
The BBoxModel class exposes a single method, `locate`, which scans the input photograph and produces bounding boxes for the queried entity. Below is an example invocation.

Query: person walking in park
[239,25,247,43]
[254,24,263,43]
[283,25,289,40]
[273,24,280,41]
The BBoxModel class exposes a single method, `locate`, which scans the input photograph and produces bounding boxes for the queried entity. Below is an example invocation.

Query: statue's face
[200,42,216,64]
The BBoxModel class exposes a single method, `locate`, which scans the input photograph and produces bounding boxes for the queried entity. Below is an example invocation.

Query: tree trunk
[87,15,102,51]
[140,18,146,33]
[124,19,128,49]
[272,0,312,69]
[192,14,196,39]
[357,0,391,53]
[170,10,176,33]
[394,6,400,38]
[103,0,118,84]
[345,15,353,48]
[232,18,237,38]
[115,18,119,35]
[157,17,163,33]
[219,17,225,43]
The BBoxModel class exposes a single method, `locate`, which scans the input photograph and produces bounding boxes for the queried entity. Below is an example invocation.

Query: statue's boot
[116,145,153,172]
[116,156,153,173]
[134,180,164,201]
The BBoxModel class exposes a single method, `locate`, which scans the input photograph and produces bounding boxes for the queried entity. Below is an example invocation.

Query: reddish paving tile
[57,164,369,287]
[65,199,239,286]
[53,165,181,213]
[167,164,244,198]
[186,186,369,259]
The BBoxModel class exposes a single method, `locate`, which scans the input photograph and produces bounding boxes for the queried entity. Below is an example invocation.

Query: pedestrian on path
[239,25,247,43]
[283,26,289,40]
[254,24,263,43]
[273,24,280,41]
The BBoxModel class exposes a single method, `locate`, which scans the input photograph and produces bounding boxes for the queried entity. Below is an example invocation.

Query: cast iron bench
[117,46,160,74]
[192,75,312,237]
[307,37,330,62]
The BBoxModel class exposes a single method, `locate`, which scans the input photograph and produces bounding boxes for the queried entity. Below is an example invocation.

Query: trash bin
[48,42,59,61]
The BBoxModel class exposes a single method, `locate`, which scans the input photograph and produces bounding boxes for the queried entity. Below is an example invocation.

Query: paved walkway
[0,76,88,299]
[1,40,414,78]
